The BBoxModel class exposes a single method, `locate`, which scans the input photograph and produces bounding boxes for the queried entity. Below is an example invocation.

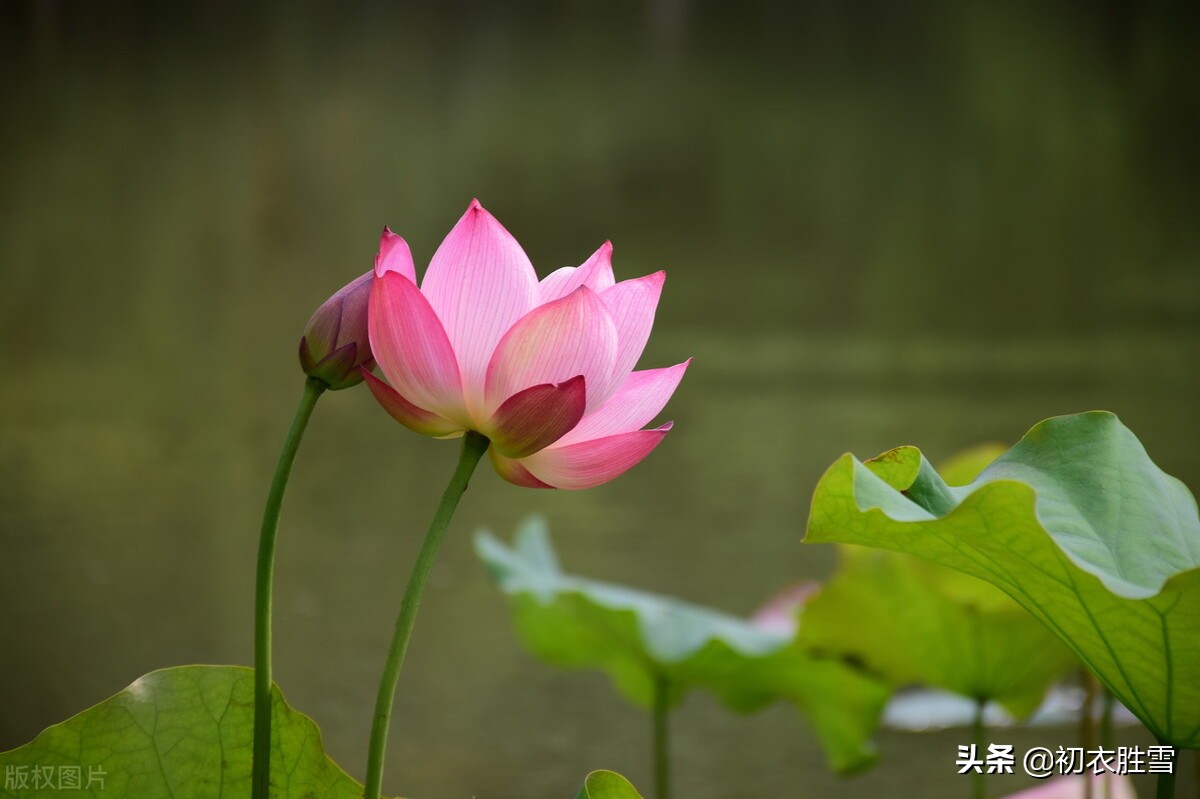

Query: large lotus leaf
[576,770,645,799]
[0,665,384,799]
[801,444,1078,719]
[804,411,1200,747]
[477,517,890,773]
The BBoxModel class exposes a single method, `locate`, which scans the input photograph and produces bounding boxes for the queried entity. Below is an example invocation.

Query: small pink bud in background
[298,268,374,390]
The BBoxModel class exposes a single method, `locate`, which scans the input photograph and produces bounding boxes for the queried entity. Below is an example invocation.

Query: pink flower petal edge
[519,422,674,490]
[555,359,690,446]
[489,449,553,489]
[599,270,665,387]
[361,369,463,438]
[368,271,467,423]
[484,286,619,415]
[375,227,417,282]
[538,241,616,303]
[486,376,587,459]
[420,200,539,403]
[750,581,821,638]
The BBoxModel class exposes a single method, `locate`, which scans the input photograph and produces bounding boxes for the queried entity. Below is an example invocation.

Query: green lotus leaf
[801,444,1078,719]
[576,770,645,799]
[800,546,1079,719]
[478,517,891,773]
[804,411,1200,747]
[0,665,386,799]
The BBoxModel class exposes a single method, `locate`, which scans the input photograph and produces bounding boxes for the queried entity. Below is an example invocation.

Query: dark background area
[2,1,1198,796]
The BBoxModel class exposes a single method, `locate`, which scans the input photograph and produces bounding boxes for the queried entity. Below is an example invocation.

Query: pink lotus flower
[364,200,689,490]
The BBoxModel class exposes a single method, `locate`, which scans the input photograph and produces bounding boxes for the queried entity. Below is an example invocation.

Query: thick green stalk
[1154,739,1177,799]
[253,377,326,799]
[1082,671,1097,799]
[972,699,986,799]
[363,431,490,799]
[1100,686,1114,799]
[653,674,671,799]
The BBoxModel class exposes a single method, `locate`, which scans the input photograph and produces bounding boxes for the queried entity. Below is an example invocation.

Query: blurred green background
[1,1,1197,796]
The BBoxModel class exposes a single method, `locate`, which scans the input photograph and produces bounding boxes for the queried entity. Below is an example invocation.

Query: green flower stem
[1100,685,1114,749]
[1100,686,1115,799]
[972,698,986,799]
[1155,744,1176,799]
[653,674,671,799]
[1082,672,1097,799]
[363,431,490,799]
[253,376,327,799]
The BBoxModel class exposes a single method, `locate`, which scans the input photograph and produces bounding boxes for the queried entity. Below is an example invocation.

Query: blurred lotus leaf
[805,411,1200,747]
[800,544,1080,719]
[575,770,645,799]
[477,517,890,773]
[0,665,387,799]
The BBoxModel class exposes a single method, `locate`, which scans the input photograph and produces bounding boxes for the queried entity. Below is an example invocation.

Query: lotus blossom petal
[484,287,619,415]
[521,423,673,490]
[750,581,821,637]
[368,271,466,422]
[538,241,616,303]
[555,359,690,446]
[420,200,539,403]
[489,450,553,489]
[361,369,462,438]
[599,271,665,386]
[374,227,417,282]
[486,376,587,458]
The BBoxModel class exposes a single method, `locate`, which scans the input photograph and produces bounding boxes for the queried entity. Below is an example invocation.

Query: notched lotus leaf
[0,665,388,798]
[805,411,1200,747]
[478,517,890,773]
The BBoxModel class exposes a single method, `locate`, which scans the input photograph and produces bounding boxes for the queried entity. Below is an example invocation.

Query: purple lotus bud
[299,269,373,390]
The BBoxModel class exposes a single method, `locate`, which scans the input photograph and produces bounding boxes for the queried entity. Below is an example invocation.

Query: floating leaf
[0,665,385,799]
[478,517,890,772]
[576,770,645,799]
[805,411,1200,747]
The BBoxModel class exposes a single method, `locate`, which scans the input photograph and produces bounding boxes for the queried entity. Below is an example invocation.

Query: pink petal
[599,271,665,387]
[486,376,587,458]
[362,369,463,438]
[555,359,690,447]
[374,227,417,282]
[521,423,673,490]
[489,449,553,488]
[368,272,466,423]
[420,200,539,404]
[538,241,616,303]
[484,287,619,415]
[749,581,821,638]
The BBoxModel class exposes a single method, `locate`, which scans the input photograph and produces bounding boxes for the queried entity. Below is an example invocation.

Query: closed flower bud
[298,269,374,390]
